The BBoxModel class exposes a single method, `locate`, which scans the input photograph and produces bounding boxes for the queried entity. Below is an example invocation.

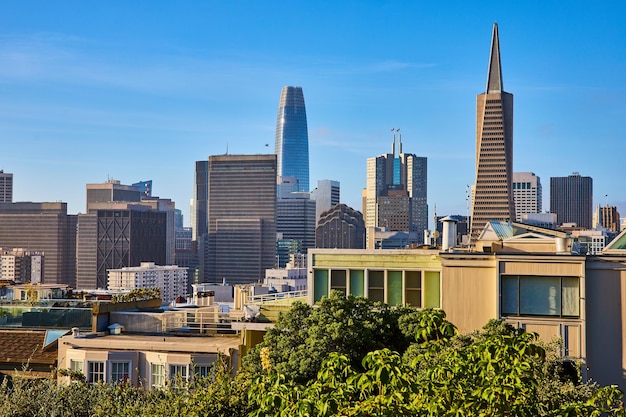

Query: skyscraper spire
[486,23,503,94]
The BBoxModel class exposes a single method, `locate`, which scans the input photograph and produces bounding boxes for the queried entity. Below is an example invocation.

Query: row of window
[69,360,213,387]
[313,268,440,308]
[501,275,580,317]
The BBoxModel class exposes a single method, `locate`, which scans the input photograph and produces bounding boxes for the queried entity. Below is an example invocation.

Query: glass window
[330,270,346,296]
[520,276,560,315]
[405,271,422,307]
[562,277,580,317]
[388,271,403,306]
[501,275,518,315]
[151,363,166,389]
[423,271,440,308]
[70,359,84,374]
[314,270,328,302]
[349,270,364,297]
[194,364,213,380]
[368,271,384,302]
[87,361,105,384]
[110,361,130,384]
[169,364,188,386]
[501,276,580,317]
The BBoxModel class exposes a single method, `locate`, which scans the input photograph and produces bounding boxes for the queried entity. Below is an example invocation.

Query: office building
[0,202,77,286]
[594,205,620,233]
[86,179,142,211]
[513,172,542,222]
[315,204,365,249]
[86,180,176,264]
[76,207,167,290]
[550,173,593,229]
[0,170,12,203]
[276,183,316,267]
[470,23,515,242]
[108,262,188,304]
[192,160,209,242]
[364,132,427,247]
[275,86,309,192]
[310,179,340,225]
[206,154,277,284]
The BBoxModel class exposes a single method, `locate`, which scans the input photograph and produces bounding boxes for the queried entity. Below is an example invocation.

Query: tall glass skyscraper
[275,86,309,192]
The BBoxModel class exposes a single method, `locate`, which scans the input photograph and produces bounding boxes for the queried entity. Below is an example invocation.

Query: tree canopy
[2,292,624,416]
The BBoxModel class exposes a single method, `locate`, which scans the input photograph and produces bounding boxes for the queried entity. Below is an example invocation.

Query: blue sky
[2,1,625,227]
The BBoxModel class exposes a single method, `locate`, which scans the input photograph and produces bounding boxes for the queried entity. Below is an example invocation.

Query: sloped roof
[478,220,515,241]
[603,228,626,253]
[0,329,59,367]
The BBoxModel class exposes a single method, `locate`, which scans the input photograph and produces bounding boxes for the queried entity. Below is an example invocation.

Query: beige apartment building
[308,221,626,393]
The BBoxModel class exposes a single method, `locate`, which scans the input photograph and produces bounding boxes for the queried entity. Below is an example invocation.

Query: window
[501,275,580,317]
[70,359,84,374]
[368,271,384,302]
[405,271,422,307]
[169,364,188,382]
[194,364,213,380]
[330,270,347,296]
[151,363,166,389]
[313,270,329,302]
[87,361,105,383]
[110,361,131,384]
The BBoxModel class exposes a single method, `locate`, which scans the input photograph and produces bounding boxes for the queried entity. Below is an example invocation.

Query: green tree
[249,314,626,417]
[242,291,415,384]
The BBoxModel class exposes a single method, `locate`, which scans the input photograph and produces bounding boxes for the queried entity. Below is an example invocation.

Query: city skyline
[2,2,626,226]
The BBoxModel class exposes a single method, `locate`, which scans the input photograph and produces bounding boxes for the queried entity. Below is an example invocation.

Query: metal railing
[161,309,243,334]
[247,289,308,305]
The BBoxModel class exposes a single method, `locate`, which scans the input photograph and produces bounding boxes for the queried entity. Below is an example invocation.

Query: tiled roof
[0,330,58,366]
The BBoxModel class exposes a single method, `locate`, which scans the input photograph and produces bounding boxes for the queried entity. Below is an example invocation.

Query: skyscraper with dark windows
[206,154,277,284]
[470,23,515,243]
[550,173,593,229]
[0,170,12,203]
[275,86,309,192]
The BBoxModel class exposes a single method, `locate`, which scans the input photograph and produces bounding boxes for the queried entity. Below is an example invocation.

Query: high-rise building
[310,180,340,225]
[594,205,621,232]
[316,204,365,249]
[0,202,77,286]
[0,248,43,284]
[206,154,277,284]
[470,23,515,242]
[0,171,12,203]
[86,179,142,210]
[550,173,593,229]
[276,184,316,267]
[513,172,542,222]
[86,180,176,265]
[275,86,309,192]
[192,160,209,242]
[76,206,167,289]
[364,132,427,247]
